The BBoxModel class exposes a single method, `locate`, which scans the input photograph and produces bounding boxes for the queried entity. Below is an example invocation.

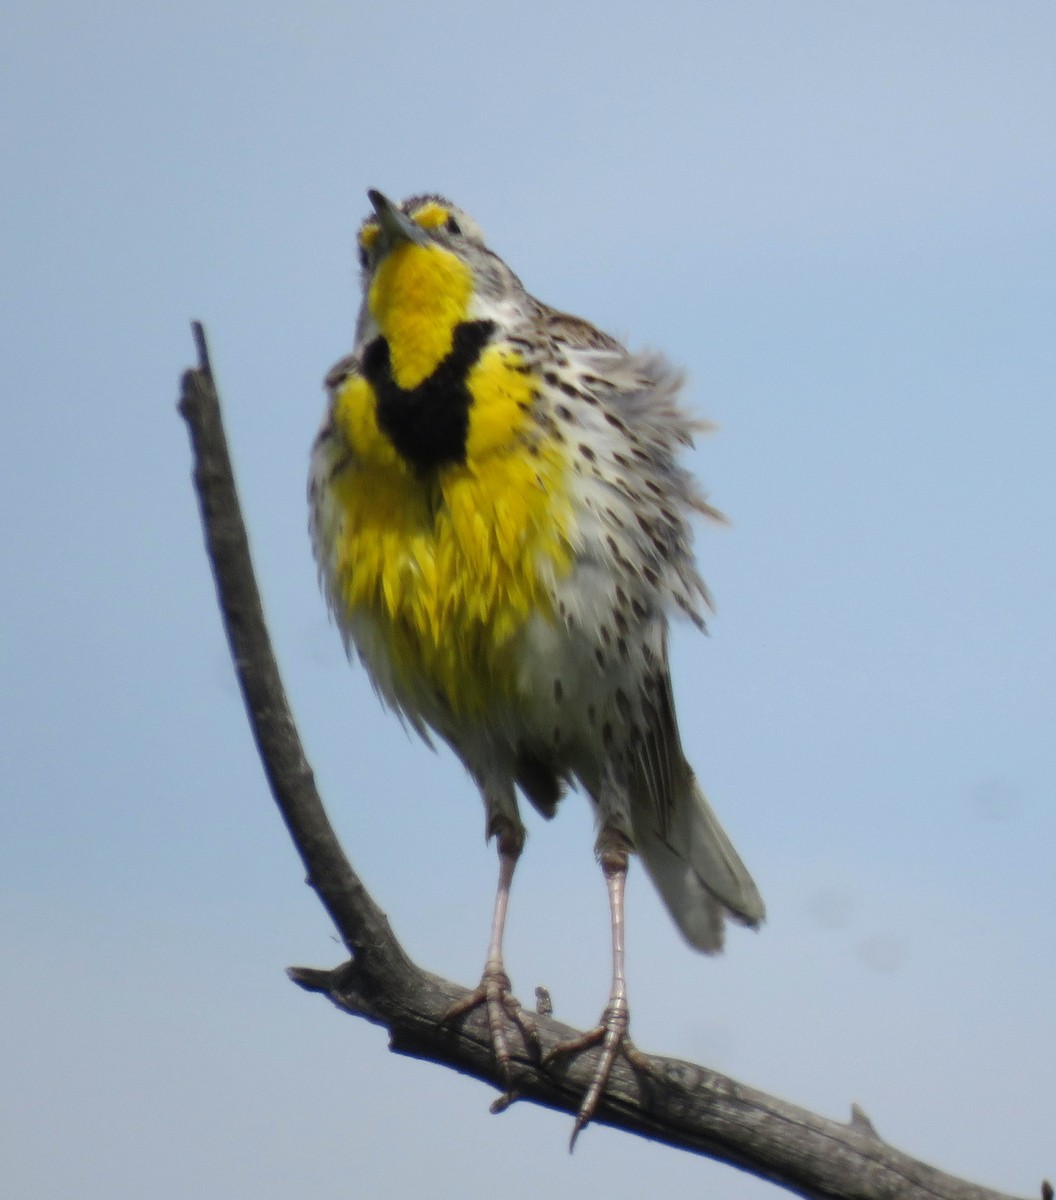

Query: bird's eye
[358,246,368,269]
[445,215,462,235]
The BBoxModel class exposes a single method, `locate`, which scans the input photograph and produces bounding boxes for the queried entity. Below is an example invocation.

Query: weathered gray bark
[178,322,1049,1200]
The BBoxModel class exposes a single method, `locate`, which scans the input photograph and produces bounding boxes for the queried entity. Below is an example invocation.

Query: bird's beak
[367,189,428,249]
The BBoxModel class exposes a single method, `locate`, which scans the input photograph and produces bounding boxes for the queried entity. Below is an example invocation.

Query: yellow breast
[327,344,573,715]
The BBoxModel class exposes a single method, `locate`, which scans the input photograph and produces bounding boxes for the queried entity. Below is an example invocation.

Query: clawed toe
[544,999,645,1149]
[442,967,539,1088]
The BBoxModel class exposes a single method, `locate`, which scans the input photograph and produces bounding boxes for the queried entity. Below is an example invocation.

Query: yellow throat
[369,240,473,389]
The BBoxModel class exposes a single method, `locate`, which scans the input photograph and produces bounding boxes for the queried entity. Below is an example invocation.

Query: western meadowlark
[309,189,764,1143]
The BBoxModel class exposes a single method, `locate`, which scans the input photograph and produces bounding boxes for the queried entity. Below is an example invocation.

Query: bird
[309,189,765,1144]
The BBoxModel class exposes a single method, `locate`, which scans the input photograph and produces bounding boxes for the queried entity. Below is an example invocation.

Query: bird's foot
[442,964,539,1092]
[544,998,649,1149]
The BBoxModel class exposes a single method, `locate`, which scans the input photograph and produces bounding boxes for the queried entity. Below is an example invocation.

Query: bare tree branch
[178,322,1048,1200]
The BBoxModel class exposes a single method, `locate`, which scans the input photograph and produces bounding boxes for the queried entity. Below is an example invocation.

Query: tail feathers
[633,770,764,953]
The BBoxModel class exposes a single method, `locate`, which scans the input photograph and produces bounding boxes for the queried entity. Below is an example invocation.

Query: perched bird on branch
[310,189,764,1143]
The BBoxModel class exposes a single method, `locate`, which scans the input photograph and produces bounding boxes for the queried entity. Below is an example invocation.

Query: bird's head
[353,190,523,390]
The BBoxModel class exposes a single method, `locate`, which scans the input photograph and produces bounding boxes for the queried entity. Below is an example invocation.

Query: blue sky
[2,3,1053,1196]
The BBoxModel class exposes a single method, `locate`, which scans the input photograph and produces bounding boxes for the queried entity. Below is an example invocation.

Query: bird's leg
[546,846,649,1149]
[442,828,538,1087]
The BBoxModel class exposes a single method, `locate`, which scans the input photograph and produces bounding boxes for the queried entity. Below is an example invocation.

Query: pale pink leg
[443,846,537,1086]
[547,854,649,1149]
